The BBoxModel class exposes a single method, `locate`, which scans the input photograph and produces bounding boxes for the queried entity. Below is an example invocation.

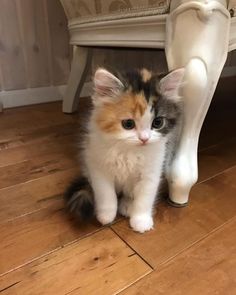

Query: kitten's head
[92,67,185,146]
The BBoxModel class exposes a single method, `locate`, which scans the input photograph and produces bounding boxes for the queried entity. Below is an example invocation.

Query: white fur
[83,110,167,233]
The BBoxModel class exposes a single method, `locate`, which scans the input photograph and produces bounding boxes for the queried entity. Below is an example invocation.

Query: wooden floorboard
[0,103,77,132]
[0,122,78,151]
[0,229,151,295]
[0,133,75,167]
[198,136,236,182]
[120,216,236,295]
[0,201,102,276]
[0,168,78,223]
[0,151,77,190]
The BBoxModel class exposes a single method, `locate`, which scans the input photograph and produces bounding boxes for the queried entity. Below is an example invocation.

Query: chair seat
[61,0,170,24]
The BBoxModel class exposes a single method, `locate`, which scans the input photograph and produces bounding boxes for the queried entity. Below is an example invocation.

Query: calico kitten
[64,67,185,233]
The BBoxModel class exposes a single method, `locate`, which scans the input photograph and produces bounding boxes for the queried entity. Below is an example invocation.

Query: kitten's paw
[118,198,132,217]
[96,209,116,225]
[130,214,154,233]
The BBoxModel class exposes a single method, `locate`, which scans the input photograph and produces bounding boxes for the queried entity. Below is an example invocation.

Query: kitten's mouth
[139,142,148,146]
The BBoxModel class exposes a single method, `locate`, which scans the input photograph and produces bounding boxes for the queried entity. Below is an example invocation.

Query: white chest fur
[85,134,166,196]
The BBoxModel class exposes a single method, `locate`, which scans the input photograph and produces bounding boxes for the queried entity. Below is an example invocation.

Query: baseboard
[0,82,92,109]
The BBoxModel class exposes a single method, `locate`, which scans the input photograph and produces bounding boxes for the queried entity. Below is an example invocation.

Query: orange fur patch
[140,69,152,82]
[96,92,148,133]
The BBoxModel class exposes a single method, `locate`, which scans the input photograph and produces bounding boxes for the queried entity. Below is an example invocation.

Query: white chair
[60,0,236,206]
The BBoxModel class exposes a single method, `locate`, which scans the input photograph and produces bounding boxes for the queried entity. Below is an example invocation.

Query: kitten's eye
[121,119,135,130]
[152,117,165,129]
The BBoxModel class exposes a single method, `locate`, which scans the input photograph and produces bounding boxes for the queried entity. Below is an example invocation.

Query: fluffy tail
[64,177,94,220]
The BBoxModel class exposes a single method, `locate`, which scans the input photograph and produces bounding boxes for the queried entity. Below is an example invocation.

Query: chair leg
[63,46,92,113]
[165,0,230,205]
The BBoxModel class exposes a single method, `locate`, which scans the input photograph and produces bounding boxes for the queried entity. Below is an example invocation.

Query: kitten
[64,67,185,233]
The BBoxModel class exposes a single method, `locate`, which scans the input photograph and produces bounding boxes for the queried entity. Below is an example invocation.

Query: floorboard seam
[113,216,236,294]
[157,215,236,269]
[110,227,154,270]
[197,164,236,185]
[0,226,105,278]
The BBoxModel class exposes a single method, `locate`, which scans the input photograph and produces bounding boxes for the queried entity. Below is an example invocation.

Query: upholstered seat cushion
[61,0,170,24]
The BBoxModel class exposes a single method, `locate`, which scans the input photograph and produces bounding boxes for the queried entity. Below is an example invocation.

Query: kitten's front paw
[96,209,116,225]
[130,214,154,233]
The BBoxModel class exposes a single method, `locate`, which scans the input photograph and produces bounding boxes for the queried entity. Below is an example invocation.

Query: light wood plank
[0,133,76,167]
[0,150,77,190]
[0,101,90,148]
[0,229,151,294]
[17,0,51,87]
[0,103,77,139]
[0,0,27,90]
[0,201,100,276]
[0,122,77,152]
[112,166,236,269]
[0,167,78,223]
[46,0,70,85]
[120,217,236,295]
[0,0,26,90]
[198,136,236,182]
[0,0,72,93]
[0,103,80,155]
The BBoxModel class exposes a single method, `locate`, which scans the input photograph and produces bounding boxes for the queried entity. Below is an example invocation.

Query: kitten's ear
[160,68,185,102]
[93,68,124,104]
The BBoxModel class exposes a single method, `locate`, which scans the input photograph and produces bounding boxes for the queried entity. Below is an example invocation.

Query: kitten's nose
[140,138,148,144]
[139,131,150,144]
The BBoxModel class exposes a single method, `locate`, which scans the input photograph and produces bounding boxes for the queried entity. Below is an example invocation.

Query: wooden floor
[0,77,236,294]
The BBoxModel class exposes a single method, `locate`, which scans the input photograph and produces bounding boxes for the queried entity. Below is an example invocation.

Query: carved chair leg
[63,46,92,113]
[165,0,230,205]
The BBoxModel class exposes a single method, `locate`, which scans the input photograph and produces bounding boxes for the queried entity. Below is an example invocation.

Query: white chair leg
[165,0,230,205]
[63,46,92,113]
